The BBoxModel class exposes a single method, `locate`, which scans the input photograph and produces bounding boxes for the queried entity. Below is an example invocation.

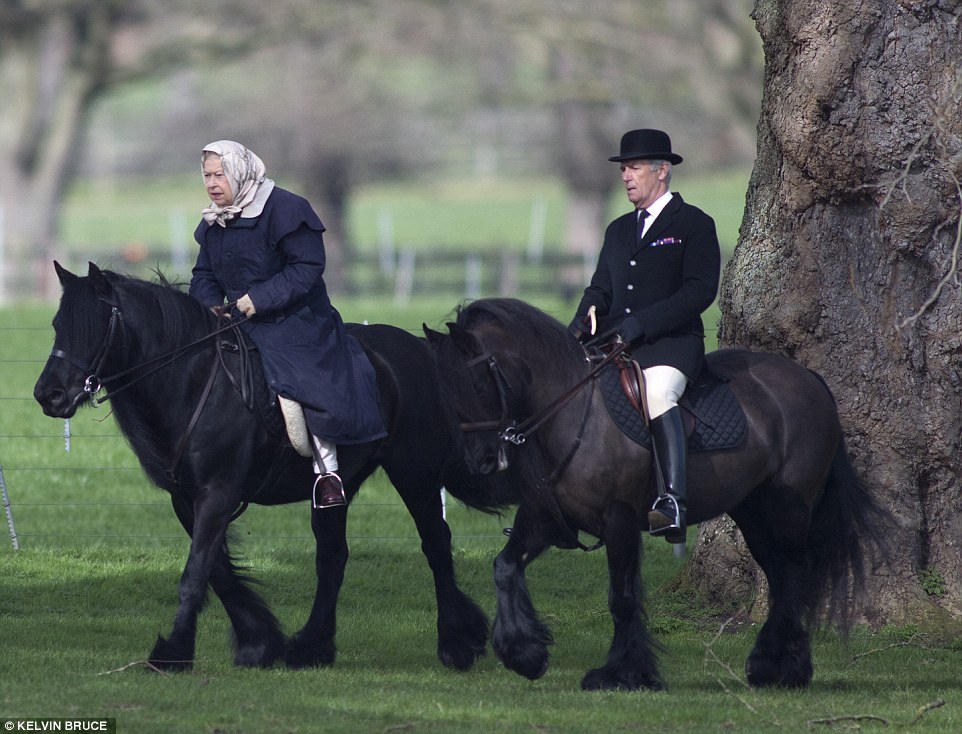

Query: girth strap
[167,351,221,483]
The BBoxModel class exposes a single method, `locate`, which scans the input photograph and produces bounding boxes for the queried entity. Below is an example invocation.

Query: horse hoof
[499,644,549,680]
[234,642,282,668]
[581,665,664,692]
[148,635,194,672]
[745,654,813,689]
[438,639,487,671]
[284,633,336,669]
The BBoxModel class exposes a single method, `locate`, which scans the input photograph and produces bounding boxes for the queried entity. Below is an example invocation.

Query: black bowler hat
[608,129,683,165]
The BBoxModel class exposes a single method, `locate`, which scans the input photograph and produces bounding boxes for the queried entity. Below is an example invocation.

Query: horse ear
[87,262,113,300]
[423,324,445,345]
[447,322,484,357]
[53,260,77,286]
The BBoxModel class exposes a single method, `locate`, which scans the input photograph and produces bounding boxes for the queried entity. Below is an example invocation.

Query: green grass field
[2,295,961,733]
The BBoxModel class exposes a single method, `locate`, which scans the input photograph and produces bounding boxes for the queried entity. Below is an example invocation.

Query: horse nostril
[35,384,68,415]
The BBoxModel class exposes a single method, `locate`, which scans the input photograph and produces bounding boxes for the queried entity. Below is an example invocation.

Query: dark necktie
[637,209,650,241]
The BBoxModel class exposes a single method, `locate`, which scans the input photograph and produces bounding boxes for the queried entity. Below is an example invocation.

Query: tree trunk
[686,0,962,629]
[299,152,353,296]
[0,6,111,302]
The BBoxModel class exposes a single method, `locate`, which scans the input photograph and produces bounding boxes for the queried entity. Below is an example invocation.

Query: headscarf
[201,140,276,227]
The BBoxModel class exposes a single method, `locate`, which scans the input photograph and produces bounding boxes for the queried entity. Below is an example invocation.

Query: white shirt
[638,191,673,239]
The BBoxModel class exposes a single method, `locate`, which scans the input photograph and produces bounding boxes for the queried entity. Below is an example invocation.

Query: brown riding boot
[312,472,346,509]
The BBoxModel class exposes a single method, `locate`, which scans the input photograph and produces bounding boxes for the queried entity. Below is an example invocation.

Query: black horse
[33,262,514,672]
[426,297,889,691]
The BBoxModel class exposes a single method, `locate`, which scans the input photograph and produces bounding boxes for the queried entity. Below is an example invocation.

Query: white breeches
[311,436,339,474]
[643,365,688,419]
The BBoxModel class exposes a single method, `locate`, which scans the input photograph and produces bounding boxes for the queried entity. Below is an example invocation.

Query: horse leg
[582,500,663,691]
[397,483,489,671]
[149,491,235,671]
[732,504,813,688]
[490,505,553,680]
[168,497,285,668]
[285,504,349,668]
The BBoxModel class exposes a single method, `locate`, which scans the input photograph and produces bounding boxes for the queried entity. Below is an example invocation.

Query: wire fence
[1,323,512,553]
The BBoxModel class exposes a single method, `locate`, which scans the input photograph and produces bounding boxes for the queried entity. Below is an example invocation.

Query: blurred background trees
[0,0,761,301]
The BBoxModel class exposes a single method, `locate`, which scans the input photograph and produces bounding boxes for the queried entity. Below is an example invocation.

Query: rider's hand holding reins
[236,294,256,316]
[618,315,644,345]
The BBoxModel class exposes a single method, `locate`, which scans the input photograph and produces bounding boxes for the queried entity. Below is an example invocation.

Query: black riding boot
[648,406,688,542]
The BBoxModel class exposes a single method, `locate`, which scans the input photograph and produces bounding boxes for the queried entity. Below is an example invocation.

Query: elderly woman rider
[189,140,385,508]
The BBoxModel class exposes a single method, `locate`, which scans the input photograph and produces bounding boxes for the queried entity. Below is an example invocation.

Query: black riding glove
[568,314,587,338]
[618,316,644,345]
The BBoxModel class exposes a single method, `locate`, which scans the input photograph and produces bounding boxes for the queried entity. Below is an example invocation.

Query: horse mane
[103,268,212,343]
[452,298,589,512]
[455,297,585,370]
[88,269,214,480]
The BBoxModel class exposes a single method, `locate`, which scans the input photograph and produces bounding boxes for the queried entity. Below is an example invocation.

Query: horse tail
[807,433,892,632]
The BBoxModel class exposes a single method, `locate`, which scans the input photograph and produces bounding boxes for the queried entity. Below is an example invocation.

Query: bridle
[48,297,252,493]
[457,338,628,553]
[459,352,520,442]
[50,303,123,408]
[49,297,247,409]
[459,340,628,446]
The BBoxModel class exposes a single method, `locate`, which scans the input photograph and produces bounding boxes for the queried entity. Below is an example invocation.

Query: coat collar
[634,193,684,253]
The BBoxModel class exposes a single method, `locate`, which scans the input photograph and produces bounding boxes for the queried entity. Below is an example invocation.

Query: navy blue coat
[190,187,386,445]
[574,193,721,379]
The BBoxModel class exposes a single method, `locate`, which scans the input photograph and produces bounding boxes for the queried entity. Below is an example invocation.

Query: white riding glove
[237,293,256,316]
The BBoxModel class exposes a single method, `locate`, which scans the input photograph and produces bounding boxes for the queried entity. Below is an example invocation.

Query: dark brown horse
[426,297,889,691]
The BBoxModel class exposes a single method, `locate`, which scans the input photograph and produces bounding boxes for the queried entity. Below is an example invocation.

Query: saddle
[216,329,311,456]
[602,353,747,453]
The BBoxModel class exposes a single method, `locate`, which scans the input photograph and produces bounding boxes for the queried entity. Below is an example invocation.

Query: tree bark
[687,0,962,629]
[0,5,113,301]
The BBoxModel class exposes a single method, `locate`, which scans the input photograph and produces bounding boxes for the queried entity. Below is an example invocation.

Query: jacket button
[629,260,636,266]
[627,284,634,290]
[625,308,631,314]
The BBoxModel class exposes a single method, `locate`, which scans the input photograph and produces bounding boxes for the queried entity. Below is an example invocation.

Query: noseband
[459,352,524,444]
[49,302,123,408]
[458,340,629,447]
[48,297,248,408]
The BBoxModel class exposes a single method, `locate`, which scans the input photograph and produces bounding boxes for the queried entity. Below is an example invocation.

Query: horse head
[34,262,124,418]
[425,320,519,475]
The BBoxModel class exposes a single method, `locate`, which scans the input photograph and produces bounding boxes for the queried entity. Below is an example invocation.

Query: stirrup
[312,472,346,509]
[648,495,684,537]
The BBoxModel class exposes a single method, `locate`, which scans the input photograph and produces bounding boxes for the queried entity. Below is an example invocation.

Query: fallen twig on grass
[95,660,172,676]
[808,713,888,728]
[807,698,945,729]
[848,633,929,665]
[906,698,945,726]
[703,617,782,728]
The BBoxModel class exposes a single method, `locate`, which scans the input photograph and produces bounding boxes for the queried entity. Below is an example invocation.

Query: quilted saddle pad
[599,364,747,453]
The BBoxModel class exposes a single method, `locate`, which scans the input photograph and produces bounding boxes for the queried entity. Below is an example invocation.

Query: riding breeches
[311,435,339,474]
[643,365,688,419]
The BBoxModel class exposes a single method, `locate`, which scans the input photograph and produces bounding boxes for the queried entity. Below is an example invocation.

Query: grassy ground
[3,302,961,733]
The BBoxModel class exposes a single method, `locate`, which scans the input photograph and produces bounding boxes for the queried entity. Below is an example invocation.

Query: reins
[50,299,249,408]
[460,338,629,553]
[462,340,628,445]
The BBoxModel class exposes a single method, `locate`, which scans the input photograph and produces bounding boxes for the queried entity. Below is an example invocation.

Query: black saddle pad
[599,364,747,452]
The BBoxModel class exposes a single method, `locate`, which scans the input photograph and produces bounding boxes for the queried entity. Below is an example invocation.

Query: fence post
[169,209,189,278]
[378,210,395,275]
[394,249,415,305]
[465,253,482,300]
[0,205,6,305]
[499,252,519,296]
[1,464,19,551]
[527,197,546,265]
